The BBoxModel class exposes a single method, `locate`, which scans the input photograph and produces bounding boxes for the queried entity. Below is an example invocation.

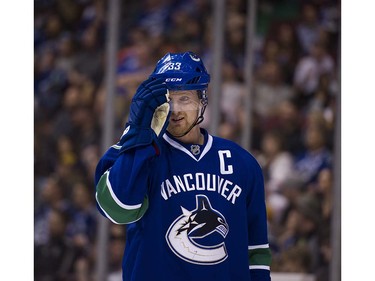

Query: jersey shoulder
[211,135,261,168]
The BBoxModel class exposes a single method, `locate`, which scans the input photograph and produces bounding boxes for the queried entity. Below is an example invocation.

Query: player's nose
[169,99,183,112]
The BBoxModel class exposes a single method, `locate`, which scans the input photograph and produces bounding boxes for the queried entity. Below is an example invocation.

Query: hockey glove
[119,77,170,153]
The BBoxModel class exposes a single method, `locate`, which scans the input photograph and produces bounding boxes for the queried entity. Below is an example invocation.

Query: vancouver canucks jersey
[95,129,271,281]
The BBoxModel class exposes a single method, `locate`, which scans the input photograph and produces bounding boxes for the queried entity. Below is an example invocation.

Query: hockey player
[95,52,272,280]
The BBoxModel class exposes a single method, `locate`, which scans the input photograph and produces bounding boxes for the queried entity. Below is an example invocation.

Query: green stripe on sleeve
[96,172,149,224]
[248,247,272,267]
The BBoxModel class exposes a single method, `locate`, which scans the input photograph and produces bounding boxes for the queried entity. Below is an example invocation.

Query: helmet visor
[168,90,201,112]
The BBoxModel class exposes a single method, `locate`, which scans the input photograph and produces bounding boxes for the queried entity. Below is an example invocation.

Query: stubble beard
[167,119,188,137]
[167,111,198,137]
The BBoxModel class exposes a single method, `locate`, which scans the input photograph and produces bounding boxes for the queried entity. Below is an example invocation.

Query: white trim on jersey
[95,191,146,225]
[95,192,119,224]
[163,134,213,162]
[248,243,269,250]
[249,265,270,271]
[106,170,143,210]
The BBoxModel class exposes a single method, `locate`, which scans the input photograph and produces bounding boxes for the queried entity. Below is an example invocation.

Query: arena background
[3,0,375,280]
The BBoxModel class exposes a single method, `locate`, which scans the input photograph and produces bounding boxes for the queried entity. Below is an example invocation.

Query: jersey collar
[163,129,213,162]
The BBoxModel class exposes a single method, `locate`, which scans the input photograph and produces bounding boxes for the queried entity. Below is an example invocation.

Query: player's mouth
[171,116,184,123]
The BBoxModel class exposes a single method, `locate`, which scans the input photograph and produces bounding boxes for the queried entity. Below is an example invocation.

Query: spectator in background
[80,144,101,186]
[217,118,242,143]
[305,109,334,150]
[277,193,323,273]
[217,59,245,143]
[296,3,322,55]
[220,59,245,125]
[254,61,295,123]
[225,10,246,72]
[35,175,72,246]
[256,130,294,227]
[55,32,77,74]
[306,73,338,134]
[315,168,334,224]
[54,134,85,191]
[43,12,64,41]
[255,37,280,73]
[74,256,94,281]
[52,85,81,139]
[35,208,80,281]
[293,42,335,105]
[73,23,104,84]
[107,225,127,281]
[275,22,301,84]
[34,118,59,177]
[68,182,97,251]
[79,0,106,32]
[117,28,155,76]
[167,5,204,54]
[270,175,306,244]
[34,44,68,120]
[137,0,172,38]
[70,105,100,149]
[293,122,332,187]
[258,130,294,194]
[56,135,78,171]
[264,99,305,155]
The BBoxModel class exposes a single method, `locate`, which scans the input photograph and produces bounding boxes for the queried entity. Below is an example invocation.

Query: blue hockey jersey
[95,129,271,281]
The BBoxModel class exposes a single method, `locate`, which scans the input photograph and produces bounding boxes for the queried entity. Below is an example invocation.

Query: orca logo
[166,195,229,265]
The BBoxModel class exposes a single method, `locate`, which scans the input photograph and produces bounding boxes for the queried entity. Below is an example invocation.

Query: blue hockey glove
[119,77,170,153]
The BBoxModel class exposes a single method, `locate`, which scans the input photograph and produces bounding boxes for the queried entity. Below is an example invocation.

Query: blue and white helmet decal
[150,52,210,91]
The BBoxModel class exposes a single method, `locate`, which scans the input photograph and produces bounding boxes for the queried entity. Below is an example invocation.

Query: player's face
[167,90,201,137]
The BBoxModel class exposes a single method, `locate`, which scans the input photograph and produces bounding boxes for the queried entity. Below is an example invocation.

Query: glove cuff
[119,123,162,154]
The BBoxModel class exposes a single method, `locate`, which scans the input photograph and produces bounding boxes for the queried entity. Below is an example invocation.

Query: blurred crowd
[34,0,340,280]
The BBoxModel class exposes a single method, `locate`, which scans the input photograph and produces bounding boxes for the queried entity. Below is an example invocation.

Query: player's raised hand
[129,77,169,129]
[118,77,170,154]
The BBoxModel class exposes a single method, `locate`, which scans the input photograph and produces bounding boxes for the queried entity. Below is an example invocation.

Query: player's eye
[179,96,190,103]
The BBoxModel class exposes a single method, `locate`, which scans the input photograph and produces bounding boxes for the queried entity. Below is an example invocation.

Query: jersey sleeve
[95,144,157,224]
[246,158,272,281]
